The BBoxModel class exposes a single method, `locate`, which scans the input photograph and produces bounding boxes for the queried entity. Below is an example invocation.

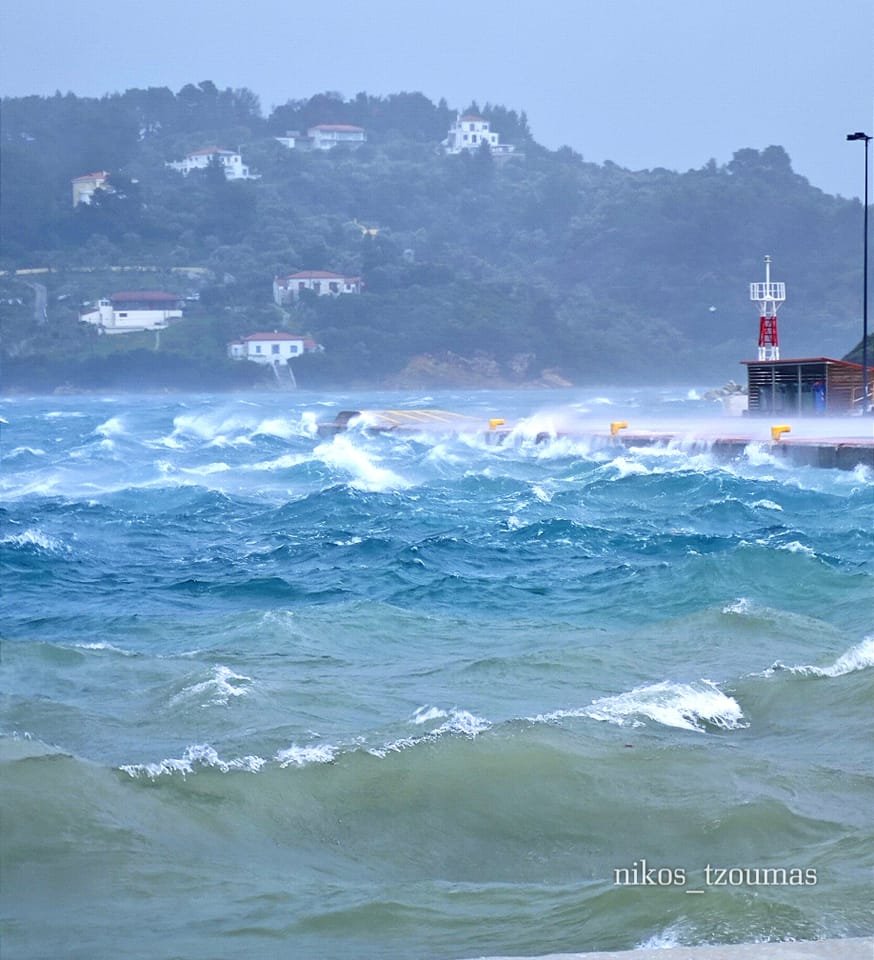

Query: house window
[329,282,339,293]
[117,312,128,318]
[255,345,262,354]
[290,345,300,355]
[298,282,306,291]
[472,135,477,143]
[272,344,280,354]
[313,281,321,293]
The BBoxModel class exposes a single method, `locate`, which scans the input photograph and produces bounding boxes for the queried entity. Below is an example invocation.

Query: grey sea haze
[1,388,872,960]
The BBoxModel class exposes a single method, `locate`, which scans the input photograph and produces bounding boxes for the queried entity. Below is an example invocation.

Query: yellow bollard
[488,418,505,430]
[610,420,629,436]
[770,424,791,442]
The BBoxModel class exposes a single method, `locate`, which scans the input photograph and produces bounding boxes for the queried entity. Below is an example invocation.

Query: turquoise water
[1,389,872,959]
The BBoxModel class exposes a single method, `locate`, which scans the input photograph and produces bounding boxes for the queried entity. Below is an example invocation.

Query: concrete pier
[464,938,874,960]
[317,410,874,471]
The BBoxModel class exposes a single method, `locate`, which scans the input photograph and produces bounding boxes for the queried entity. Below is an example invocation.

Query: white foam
[750,499,783,511]
[1,528,66,552]
[7,446,46,458]
[607,456,652,478]
[778,540,816,558]
[171,665,254,707]
[249,452,310,471]
[637,923,687,949]
[771,636,874,678]
[72,641,135,656]
[722,597,754,615]
[95,416,126,438]
[275,743,337,767]
[537,680,748,733]
[121,743,266,778]
[411,705,448,724]
[313,435,408,492]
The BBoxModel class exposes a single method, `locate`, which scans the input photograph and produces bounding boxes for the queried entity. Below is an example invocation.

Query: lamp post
[846,131,870,413]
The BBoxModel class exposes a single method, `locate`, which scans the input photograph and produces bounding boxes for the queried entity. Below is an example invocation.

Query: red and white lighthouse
[750,255,785,361]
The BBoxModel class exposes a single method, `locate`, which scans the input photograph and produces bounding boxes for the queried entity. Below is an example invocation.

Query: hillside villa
[79,291,184,334]
[442,115,515,156]
[228,331,320,366]
[166,147,259,180]
[275,124,367,151]
[71,171,112,207]
[273,270,363,304]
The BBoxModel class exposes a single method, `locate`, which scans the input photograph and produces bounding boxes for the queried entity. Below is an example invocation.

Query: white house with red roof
[227,331,320,366]
[442,114,515,156]
[275,124,367,151]
[166,147,258,180]
[79,291,184,334]
[72,171,112,207]
[273,270,363,305]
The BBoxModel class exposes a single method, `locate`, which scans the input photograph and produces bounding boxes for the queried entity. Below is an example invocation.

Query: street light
[846,131,870,413]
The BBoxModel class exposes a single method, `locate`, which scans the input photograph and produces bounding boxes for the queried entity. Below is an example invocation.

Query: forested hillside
[0,82,868,391]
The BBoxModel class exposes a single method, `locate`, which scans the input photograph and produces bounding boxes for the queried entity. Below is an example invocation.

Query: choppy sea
[1,388,872,960]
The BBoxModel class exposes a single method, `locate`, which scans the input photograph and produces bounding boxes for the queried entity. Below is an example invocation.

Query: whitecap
[750,499,783,511]
[170,665,254,707]
[778,541,816,558]
[121,743,266,778]
[313,435,408,492]
[637,923,687,949]
[607,456,652,478]
[274,743,337,767]
[94,416,126,438]
[249,452,310,471]
[536,680,748,733]
[722,597,754,615]
[71,641,135,656]
[411,705,448,725]
[771,636,874,679]
[0,528,66,552]
[7,446,46,458]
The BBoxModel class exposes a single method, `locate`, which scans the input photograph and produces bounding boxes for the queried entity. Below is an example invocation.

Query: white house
[166,147,259,180]
[442,114,515,156]
[79,291,184,334]
[72,170,111,207]
[228,331,320,366]
[275,124,367,151]
[273,270,363,305]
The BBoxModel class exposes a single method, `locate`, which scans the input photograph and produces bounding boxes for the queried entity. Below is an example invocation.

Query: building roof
[279,270,361,281]
[72,171,110,182]
[309,124,365,133]
[110,291,181,302]
[244,331,307,341]
[187,147,236,157]
[459,114,486,122]
[741,357,869,369]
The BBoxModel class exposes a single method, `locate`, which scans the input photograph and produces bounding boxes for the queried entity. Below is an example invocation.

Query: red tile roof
[244,332,306,341]
[72,171,110,182]
[310,124,365,132]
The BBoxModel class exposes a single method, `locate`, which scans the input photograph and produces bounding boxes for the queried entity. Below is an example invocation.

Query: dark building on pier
[742,357,873,415]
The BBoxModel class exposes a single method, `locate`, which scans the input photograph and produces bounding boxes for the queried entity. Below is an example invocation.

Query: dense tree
[0,85,868,391]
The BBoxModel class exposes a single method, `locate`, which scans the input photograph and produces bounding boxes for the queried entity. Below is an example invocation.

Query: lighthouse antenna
[750,255,786,361]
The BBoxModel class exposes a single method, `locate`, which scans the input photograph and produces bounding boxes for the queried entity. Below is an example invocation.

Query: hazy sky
[2,0,872,197]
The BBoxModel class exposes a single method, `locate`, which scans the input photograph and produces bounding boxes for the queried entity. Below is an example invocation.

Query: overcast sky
[1,0,872,198]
